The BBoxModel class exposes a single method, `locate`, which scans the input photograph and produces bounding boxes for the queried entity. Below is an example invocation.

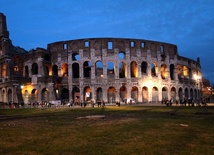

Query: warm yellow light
[194,74,200,80]
[21,85,34,94]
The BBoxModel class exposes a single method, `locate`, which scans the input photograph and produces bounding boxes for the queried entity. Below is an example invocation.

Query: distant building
[0,13,202,105]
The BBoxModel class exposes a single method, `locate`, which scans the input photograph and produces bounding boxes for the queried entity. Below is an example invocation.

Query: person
[102,100,105,107]
[169,98,173,106]
[176,99,179,106]
[84,101,87,107]
[91,100,94,107]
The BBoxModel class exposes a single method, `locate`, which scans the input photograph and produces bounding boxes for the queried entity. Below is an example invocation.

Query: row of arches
[27,61,200,80]
[13,86,201,104]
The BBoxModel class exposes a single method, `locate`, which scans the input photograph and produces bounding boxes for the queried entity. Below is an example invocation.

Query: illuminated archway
[31,89,38,103]
[120,86,127,100]
[161,64,167,79]
[170,87,176,100]
[61,63,68,76]
[142,87,148,103]
[84,86,91,101]
[107,87,116,103]
[131,61,138,78]
[131,86,138,102]
[162,87,168,100]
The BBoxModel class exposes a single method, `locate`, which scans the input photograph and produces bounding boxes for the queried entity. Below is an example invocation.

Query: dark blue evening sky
[1,0,214,83]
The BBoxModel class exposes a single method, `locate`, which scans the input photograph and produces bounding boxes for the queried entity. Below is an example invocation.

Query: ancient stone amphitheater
[0,13,202,105]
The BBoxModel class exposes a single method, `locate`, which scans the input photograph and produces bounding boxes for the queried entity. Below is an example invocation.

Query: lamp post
[194,74,201,99]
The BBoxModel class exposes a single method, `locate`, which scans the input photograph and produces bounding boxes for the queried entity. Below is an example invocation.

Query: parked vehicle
[125,98,136,104]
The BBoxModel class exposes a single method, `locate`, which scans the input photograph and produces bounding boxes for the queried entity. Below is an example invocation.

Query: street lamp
[194,74,201,99]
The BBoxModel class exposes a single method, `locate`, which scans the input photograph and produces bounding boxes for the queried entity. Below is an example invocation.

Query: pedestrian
[102,100,105,107]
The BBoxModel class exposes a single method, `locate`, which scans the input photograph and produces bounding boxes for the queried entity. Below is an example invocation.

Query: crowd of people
[161,97,209,107]
[0,97,211,109]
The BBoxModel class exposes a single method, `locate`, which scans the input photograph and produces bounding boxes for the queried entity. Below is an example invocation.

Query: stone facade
[0,13,202,105]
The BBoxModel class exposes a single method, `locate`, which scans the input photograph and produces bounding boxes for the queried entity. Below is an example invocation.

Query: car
[125,98,136,104]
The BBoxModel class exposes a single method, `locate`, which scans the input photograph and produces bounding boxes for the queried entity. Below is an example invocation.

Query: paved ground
[106,102,214,107]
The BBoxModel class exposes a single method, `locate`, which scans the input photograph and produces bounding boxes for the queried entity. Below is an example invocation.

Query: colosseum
[0,13,203,106]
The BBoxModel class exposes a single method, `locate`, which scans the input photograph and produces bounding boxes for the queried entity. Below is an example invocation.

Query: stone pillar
[90,49,95,80]
[91,85,95,102]
[138,87,142,102]
[79,81,84,102]
[147,50,151,77]
[102,86,108,103]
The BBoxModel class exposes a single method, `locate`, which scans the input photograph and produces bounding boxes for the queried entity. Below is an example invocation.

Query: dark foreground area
[0,106,213,155]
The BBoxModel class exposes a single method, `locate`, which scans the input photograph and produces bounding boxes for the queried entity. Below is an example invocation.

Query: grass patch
[0,106,213,155]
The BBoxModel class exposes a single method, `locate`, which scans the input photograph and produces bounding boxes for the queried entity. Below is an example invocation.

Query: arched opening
[13,56,23,75]
[44,54,51,61]
[41,88,49,102]
[107,62,115,77]
[23,90,29,104]
[45,64,51,76]
[2,90,5,102]
[190,88,193,99]
[141,61,147,75]
[31,89,38,103]
[61,63,68,76]
[170,64,174,80]
[151,62,158,77]
[131,86,138,102]
[83,61,91,78]
[118,52,125,60]
[183,66,188,78]
[72,63,79,78]
[95,61,103,77]
[52,65,58,76]
[142,87,148,103]
[107,87,116,103]
[161,64,167,79]
[178,88,183,101]
[185,88,188,99]
[72,87,80,103]
[54,79,61,100]
[152,87,158,102]
[194,89,198,99]
[189,68,192,79]
[62,88,69,102]
[162,87,168,100]
[24,66,29,77]
[84,86,91,101]
[32,63,38,75]
[8,89,12,103]
[119,61,127,78]
[96,87,103,100]
[177,65,182,78]
[72,53,80,61]
[1,64,6,78]
[131,61,138,78]
[170,87,176,101]
[120,86,127,101]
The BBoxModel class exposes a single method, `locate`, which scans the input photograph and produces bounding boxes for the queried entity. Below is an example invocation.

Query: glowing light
[193,74,200,80]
